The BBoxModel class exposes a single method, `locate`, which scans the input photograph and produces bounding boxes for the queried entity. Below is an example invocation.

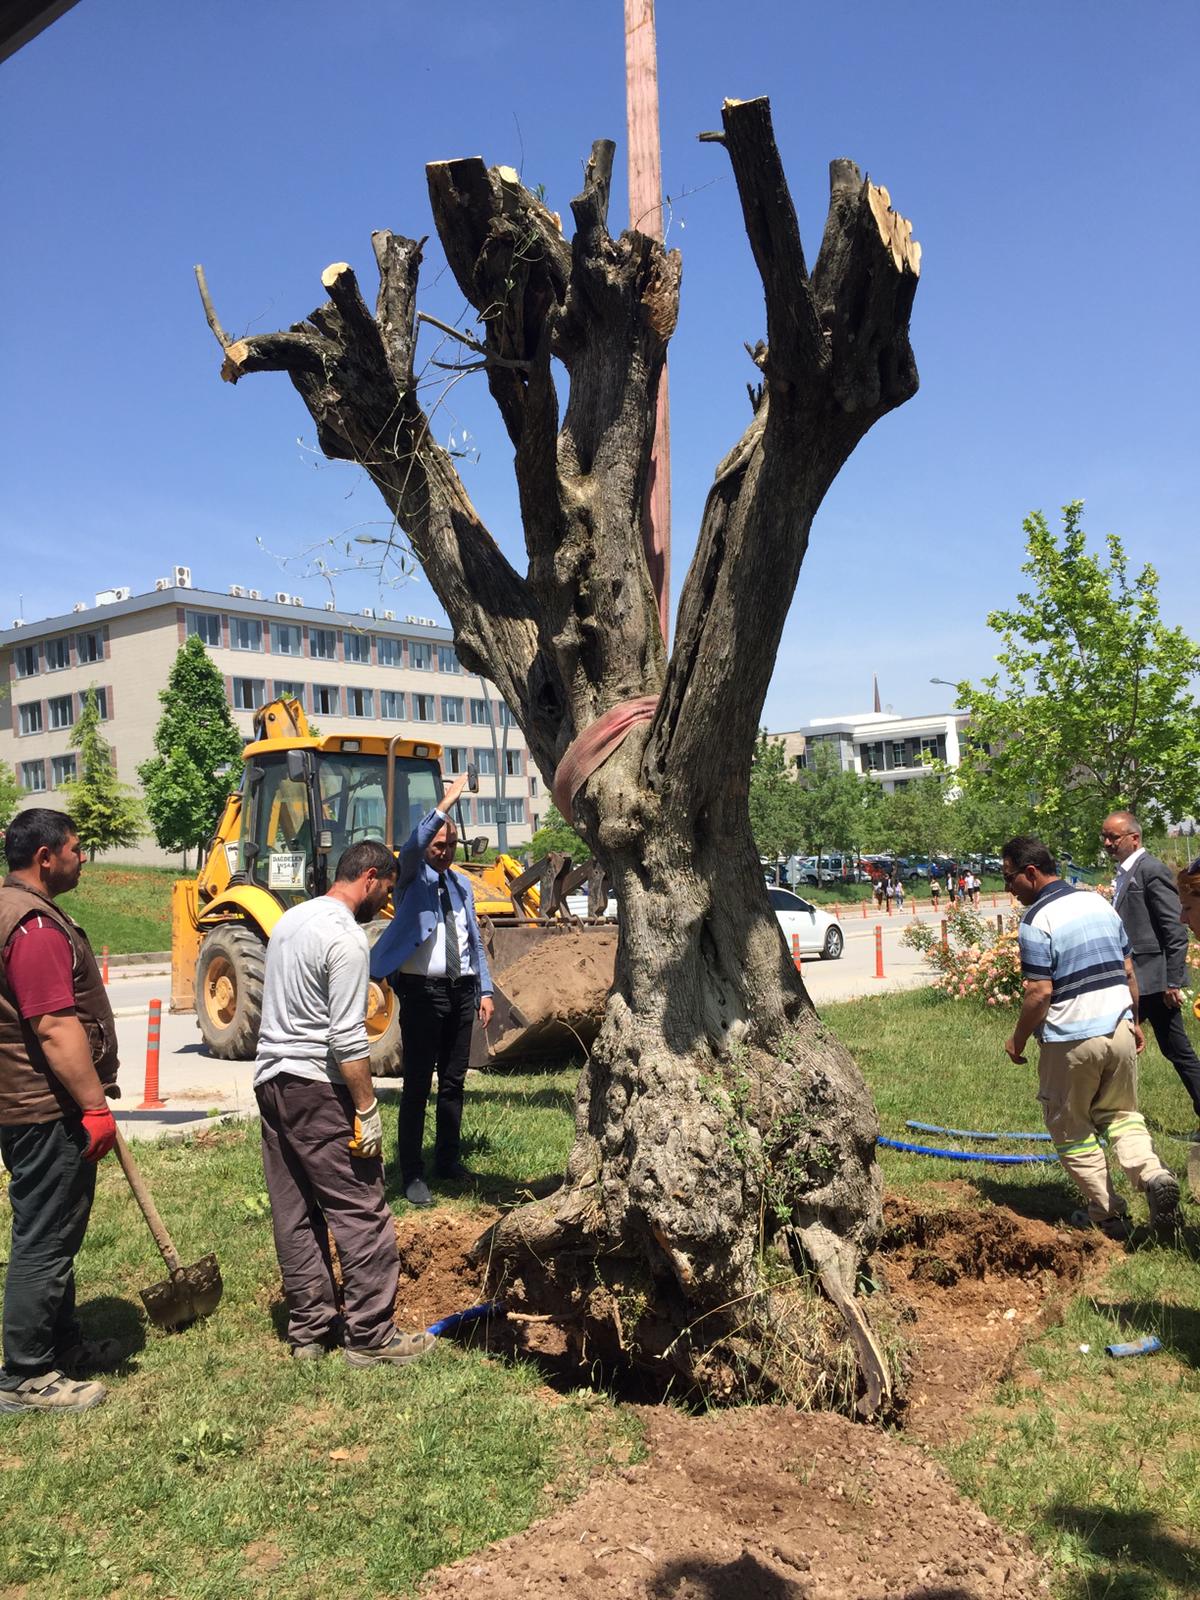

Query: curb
[117,1107,258,1145]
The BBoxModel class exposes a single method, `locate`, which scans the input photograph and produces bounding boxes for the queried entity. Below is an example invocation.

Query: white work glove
[348,1099,383,1160]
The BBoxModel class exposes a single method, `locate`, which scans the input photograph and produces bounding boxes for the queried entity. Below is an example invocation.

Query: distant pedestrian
[254,839,433,1366]
[1002,835,1180,1238]
[0,810,123,1415]
[894,878,905,912]
[930,876,941,912]
[874,875,886,912]
[1102,810,1200,1129]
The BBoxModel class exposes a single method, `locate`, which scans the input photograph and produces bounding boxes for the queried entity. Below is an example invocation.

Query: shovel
[113,1129,223,1330]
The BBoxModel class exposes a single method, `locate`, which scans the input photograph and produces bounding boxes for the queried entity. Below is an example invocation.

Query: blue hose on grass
[878,1136,1057,1165]
[907,1120,1052,1143]
[425,1300,507,1337]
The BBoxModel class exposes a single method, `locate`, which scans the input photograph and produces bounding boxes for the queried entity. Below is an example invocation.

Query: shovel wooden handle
[113,1128,185,1276]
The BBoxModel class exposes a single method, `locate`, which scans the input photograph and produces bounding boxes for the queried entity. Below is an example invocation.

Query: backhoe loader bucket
[471,920,618,1068]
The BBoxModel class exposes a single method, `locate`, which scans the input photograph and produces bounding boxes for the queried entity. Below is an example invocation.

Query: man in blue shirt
[1002,835,1181,1239]
[369,771,494,1207]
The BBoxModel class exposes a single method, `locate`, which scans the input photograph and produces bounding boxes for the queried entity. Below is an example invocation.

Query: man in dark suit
[368,771,494,1207]
[1103,810,1200,1128]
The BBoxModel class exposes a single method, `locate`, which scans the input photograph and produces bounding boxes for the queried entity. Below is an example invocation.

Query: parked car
[799,854,866,886]
[768,887,844,959]
[565,891,617,920]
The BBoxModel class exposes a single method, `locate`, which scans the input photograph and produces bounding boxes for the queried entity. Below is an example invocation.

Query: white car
[768,886,844,960]
[564,890,617,920]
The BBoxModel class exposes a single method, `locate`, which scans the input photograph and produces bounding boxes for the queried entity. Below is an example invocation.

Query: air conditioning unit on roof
[291,595,304,606]
[324,601,336,612]
[361,608,374,618]
[154,577,171,591]
[173,565,192,588]
[247,589,262,602]
[274,591,291,605]
[71,602,87,613]
[229,584,246,598]
[11,618,26,628]
[382,610,395,621]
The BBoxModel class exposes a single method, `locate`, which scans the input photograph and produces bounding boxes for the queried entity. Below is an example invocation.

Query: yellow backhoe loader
[170,699,615,1073]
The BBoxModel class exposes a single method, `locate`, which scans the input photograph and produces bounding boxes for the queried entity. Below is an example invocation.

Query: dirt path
[393,1192,1107,1597]
[421,1405,1048,1599]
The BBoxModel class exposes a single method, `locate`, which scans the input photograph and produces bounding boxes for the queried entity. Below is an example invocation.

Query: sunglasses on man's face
[1099,830,1129,842]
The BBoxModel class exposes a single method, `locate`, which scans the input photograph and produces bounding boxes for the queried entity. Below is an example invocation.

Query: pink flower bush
[901,907,1026,1008]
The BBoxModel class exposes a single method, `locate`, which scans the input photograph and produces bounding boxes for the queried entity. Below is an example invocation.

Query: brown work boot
[0,1370,107,1414]
[1146,1173,1182,1233]
[343,1330,434,1368]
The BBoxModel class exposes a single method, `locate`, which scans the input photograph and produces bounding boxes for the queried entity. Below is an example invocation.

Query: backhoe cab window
[242,751,442,897]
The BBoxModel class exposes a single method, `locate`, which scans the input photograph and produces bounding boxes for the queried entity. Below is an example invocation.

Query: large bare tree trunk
[204,97,920,1412]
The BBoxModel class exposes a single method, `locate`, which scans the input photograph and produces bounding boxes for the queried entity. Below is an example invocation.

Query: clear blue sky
[3,0,1197,728]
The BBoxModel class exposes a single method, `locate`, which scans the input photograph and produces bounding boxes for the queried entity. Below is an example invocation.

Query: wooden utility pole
[624,0,671,644]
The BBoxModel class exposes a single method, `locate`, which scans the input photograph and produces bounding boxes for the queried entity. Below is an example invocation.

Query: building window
[232,677,266,711]
[437,646,460,674]
[444,746,468,774]
[458,797,472,825]
[13,643,40,678]
[441,696,464,724]
[377,637,402,668]
[504,750,523,777]
[231,617,262,652]
[860,742,882,772]
[474,747,496,776]
[79,688,108,720]
[380,689,405,720]
[891,741,906,768]
[19,760,46,793]
[18,701,42,736]
[186,611,221,646]
[530,776,539,797]
[310,628,337,661]
[410,641,431,670]
[470,697,491,725]
[344,632,372,664]
[45,637,71,672]
[76,630,102,664]
[273,681,306,706]
[506,798,526,824]
[920,736,940,761]
[271,622,302,655]
[497,703,516,728]
[475,798,496,826]
[347,686,374,718]
[530,812,540,831]
[49,694,74,731]
[312,684,340,716]
[51,753,77,787]
[412,693,436,722]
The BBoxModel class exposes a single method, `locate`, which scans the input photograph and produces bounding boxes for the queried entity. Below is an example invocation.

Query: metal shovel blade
[139,1253,224,1331]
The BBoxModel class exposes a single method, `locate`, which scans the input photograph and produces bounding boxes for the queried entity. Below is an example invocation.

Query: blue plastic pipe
[1105,1336,1161,1359]
[878,1136,1057,1165]
[425,1300,506,1337]
[907,1120,1052,1143]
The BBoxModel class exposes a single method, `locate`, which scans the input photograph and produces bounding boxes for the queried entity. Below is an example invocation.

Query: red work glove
[80,1106,118,1163]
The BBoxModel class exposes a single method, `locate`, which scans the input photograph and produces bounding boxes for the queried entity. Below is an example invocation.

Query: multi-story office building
[773,708,969,795]
[0,573,541,864]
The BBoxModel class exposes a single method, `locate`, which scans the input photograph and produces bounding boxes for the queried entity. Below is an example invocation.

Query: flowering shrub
[901,906,1025,1007]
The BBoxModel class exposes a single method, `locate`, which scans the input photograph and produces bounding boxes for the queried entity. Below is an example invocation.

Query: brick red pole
[138,999,166,1110]
[874,925,885,979]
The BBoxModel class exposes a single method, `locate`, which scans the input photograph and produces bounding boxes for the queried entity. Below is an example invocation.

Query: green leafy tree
[955,502,1200,861]
[529,802,586,859]
[798,743,879,865]
[138,635,244,861]
[0,759,21,867]
[875,774,956,860]
[748,731,805,867]
[63,687,143,856]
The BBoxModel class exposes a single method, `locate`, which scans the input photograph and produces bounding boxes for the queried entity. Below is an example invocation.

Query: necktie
[441,877,461,979]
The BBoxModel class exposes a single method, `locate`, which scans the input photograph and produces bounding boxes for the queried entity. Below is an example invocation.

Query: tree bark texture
[209,97,920,1412]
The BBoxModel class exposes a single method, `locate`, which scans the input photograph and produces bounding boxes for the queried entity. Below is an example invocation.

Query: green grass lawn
[827,988,1200,1600]
[59,863,177,955]
[2,991,1197,1598]
[0,1072,635,1600]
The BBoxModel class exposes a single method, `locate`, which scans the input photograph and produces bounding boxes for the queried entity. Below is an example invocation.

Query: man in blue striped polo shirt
[1002,836,1181,1239]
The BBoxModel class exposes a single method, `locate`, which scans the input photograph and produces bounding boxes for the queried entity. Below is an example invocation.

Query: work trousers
[1139,991,1200,1120]
[397,976,476,1182]
[0,1117,96,1383]
[1036,1018,1170,1222]
[256,1073,398,1350]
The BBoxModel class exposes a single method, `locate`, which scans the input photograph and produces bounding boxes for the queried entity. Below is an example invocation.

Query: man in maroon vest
[0,809,122,1413]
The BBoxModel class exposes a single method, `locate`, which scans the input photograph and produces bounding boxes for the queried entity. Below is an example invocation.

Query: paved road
[106,900,998,1139]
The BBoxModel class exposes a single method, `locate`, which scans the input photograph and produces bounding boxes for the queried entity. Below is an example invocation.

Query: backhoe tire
[364,920,404,1078]
[196,924,266,1061]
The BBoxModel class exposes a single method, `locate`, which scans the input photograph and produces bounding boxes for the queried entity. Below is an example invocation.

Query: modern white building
[1,571,541,865]
[773,708,969,795]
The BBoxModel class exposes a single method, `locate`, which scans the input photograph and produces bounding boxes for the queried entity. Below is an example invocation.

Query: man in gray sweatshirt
[254,839,431,1365]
